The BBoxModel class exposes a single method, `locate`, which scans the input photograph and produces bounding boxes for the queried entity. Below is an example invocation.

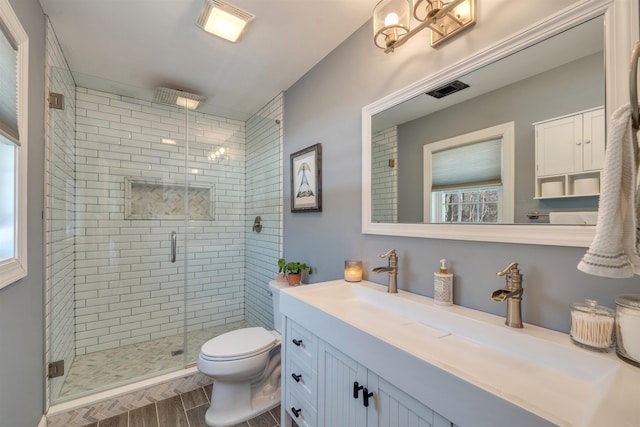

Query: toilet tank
[268,280,289,333]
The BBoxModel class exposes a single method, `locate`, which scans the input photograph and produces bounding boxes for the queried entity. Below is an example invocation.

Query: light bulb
[384,12,399,26]
[454,2,470,19]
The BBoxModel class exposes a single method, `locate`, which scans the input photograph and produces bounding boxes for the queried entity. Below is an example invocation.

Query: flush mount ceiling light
[373,0,476,53]
[196,0,255,42]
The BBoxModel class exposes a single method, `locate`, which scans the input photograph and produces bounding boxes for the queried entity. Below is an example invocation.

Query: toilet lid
[200,327,276,360]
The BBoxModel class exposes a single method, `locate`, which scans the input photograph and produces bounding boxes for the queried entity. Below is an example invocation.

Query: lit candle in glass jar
[344,260,363,282]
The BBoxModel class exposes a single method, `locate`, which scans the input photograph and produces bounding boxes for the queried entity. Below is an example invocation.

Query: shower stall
[45,61,283,405]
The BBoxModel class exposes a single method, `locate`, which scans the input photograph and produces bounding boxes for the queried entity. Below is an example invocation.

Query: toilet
[197,280,288,427]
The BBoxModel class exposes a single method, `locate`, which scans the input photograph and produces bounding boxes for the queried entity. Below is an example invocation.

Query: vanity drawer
[286,388,317,427]
[286,352,317,406]
[286,319,317,368]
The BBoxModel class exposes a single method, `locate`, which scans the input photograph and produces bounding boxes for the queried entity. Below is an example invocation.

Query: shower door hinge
[48,92,64,110]
[48,360,65,378]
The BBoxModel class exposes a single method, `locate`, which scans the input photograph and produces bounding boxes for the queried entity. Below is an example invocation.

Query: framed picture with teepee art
[290,143,322,212]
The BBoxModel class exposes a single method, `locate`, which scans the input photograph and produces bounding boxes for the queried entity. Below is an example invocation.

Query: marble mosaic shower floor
[59,320,250,399]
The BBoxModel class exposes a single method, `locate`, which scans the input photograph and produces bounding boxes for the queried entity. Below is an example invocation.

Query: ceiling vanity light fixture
[373,0,476,53]
[196,0,255,43]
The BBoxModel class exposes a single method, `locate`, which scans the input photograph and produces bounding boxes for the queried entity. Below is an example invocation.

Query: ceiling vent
[426,80,469,99]
[196,0,255,42]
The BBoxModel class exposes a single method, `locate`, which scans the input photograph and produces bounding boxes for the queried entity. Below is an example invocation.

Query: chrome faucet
[491,262,524,328]
[372,249,398,294]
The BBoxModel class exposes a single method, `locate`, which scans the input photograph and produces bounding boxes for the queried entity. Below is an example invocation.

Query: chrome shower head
[153,87,206,110]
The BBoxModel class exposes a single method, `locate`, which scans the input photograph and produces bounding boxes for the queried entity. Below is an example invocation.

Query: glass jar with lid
[615,294,640,367]
[569,299,615,352]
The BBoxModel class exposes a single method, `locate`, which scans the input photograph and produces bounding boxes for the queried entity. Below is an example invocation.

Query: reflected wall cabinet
[534,107,604,199]
[282,318,454,427]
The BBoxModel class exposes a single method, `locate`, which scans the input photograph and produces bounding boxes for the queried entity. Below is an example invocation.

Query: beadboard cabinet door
[316,340,453,427]
[317,340,368,427]
[367,374,452,427]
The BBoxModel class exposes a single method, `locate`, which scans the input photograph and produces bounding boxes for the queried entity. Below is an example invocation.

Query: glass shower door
[46,73,192,403]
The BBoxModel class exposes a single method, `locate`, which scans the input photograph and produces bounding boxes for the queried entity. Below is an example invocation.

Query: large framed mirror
[362,0,637,247]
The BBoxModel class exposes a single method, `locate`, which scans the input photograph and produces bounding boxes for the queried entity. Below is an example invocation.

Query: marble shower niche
[125,178,214,220]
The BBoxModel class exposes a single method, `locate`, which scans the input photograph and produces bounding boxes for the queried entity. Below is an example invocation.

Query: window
[0,0,28,289]
[423,122,514,224]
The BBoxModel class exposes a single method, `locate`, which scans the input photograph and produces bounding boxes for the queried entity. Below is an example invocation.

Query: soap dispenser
[434,259,453,306]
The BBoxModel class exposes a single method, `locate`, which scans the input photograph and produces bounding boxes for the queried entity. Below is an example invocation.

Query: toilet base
[204,381,280,427]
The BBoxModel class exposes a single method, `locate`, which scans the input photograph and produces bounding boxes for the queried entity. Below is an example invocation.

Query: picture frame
[290,143,322,212]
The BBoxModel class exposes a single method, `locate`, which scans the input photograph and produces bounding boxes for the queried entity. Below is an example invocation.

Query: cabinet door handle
[362,387,374,407]
[291,373,302,382]
[292,338,303,346]
[353,381,363,399]
[291,407,302,418]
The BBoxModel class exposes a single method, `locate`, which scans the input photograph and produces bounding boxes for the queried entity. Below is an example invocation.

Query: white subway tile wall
[372,126,398,223]
[45,18,77,399]
[245,95,284,329]
[74,88,247,355]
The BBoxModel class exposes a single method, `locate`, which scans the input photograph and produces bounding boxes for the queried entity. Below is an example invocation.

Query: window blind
[431,138,502,191]
[0,22,18,145]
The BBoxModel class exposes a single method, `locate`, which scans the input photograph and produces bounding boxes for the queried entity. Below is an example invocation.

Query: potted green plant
[277,258,312,286]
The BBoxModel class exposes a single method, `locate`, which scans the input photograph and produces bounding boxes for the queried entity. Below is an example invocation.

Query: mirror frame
[362,0,638,247]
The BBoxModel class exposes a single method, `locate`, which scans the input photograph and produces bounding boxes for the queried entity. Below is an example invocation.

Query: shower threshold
[54,320,249,403]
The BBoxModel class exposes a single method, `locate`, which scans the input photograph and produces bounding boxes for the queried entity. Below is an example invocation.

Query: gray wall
[397,53,603,223]
[0,0,45,425]
[283,1,639,335]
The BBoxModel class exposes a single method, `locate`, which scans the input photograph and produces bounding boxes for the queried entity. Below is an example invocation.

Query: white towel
[578,104,640,278]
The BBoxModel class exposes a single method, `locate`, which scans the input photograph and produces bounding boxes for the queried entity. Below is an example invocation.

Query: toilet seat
[200,327,278,362]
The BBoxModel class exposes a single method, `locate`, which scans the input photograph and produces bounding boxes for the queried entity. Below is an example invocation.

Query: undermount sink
[282,280,639,427]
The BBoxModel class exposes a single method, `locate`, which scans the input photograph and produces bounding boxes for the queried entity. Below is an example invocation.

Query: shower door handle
[170,231,177,263]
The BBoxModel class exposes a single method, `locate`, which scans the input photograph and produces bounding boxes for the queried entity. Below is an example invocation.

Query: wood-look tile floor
[83,384,280,427]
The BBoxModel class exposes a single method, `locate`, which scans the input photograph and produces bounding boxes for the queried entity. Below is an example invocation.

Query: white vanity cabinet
[283,317,453,427]
[534,107,604,198]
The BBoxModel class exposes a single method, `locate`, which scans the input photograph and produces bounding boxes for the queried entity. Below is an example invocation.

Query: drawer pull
[291,407,302,418]
[292,338,303,346]
[363,387,374,407]
[353,381,363,399]
[291,372,302,382]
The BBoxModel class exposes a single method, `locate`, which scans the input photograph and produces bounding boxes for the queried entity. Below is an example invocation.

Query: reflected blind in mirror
[432,138,502,191]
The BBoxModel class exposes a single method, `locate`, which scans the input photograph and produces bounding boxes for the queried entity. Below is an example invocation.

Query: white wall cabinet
[282,318,453,427]
[534,107,604,198]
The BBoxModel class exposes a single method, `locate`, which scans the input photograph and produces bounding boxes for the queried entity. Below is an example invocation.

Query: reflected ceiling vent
[153,87,206,110]
[426,80,469,99]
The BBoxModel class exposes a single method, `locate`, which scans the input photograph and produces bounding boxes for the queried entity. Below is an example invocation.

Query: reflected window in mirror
[424,122,514,223]
[433,186,501,223]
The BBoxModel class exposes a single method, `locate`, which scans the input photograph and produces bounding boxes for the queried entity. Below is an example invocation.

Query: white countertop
[279,280,640,427]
